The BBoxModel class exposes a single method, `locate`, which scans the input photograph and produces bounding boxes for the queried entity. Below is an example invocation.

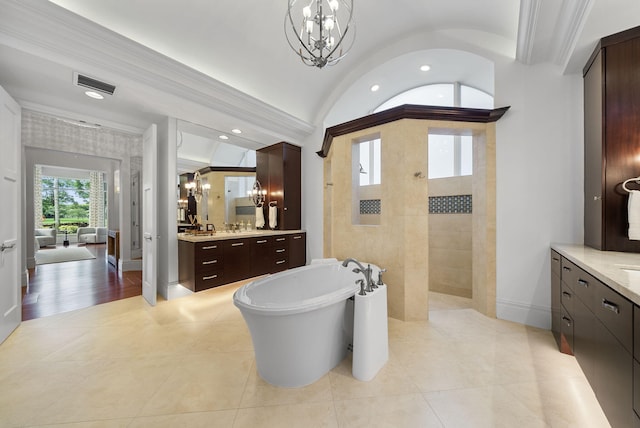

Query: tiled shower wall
[428,176,473,298]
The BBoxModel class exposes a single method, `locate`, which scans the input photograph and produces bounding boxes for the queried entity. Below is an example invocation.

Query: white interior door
[142,124,157,306]
[0,85,21,344]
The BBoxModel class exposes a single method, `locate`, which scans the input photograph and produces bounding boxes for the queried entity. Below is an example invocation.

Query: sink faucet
[342,258,374,292]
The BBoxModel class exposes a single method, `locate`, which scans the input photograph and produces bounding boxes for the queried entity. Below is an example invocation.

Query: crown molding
[553,0,594,70]
[317,104,510,158]
[0,0,315,140]
[516,0,542,64]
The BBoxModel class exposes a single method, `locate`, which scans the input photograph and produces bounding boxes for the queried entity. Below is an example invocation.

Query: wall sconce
[248,180,267,206]
[185,171,209,204]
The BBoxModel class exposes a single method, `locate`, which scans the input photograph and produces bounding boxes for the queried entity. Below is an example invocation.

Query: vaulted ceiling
[1,0,639,166]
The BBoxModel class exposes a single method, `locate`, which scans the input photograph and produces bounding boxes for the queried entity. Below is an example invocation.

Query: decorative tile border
[429,195,472,214]
[360,199,381,215]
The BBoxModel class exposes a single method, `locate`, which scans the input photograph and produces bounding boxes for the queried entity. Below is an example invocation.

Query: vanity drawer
[560,305,574,354]
[635,305,640,360]
[195,269,225,291]
[635,359,640,420]
[252,236,274,247]
[595,281,633,353]
[561,258,597,312]
[273,235,289,245]
[195,242,222,261]
[551,250,561,276]
[195,254,223,273]
[561,280,574,314]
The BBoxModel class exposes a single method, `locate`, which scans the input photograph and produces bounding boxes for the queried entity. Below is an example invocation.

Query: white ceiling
[1,0,639,166]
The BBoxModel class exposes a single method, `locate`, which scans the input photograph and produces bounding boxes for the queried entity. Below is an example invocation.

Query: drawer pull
[602,299,620,314]
[576,279,589,288]
[562,316,572,326]
[202,260,218,265]
[276,249,286,253]
[293,236,302,240]
[562,291,572,299]
[256,239,268,244]
[203,274,218,281]
[202,245,218,250]
[562,266,571,272]
[231,242,244,247]
[276,260,286,265]
[276,237,286,242]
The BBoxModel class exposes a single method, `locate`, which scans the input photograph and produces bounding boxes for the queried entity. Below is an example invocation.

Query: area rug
[35,247,96,265]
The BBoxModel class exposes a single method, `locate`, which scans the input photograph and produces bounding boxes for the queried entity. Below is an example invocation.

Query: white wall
[155,117,183,300]
[494,61,583,328]
[304,58,584,329]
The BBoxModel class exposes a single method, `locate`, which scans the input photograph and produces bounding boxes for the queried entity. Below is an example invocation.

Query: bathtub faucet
[342,258,374,292]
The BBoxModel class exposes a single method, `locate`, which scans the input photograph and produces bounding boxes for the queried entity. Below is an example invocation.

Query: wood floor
[22,244,142,321]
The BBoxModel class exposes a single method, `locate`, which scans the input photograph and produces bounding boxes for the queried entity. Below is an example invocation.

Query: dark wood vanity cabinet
[178,240,225,291]
[179,231,306,292]
[551,251,562,347]
[256,142,301,230]
[584,26,640,252]
[634,305,640,424]
[288,232,306,269]
[553,251,635,427]
[222,238,252,284]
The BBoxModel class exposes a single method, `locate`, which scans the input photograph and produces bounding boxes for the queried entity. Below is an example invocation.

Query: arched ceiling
[1,0,639,165]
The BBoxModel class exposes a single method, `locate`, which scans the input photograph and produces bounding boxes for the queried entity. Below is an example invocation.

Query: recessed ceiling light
[370,84,380,92]
[232,128,242,134]
[420,65,431,72]
[84,90,104,100]
[219,135,229,140]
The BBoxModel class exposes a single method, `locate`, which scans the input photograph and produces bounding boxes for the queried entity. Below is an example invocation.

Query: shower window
[428,133,472,179]
[352,136,381,225]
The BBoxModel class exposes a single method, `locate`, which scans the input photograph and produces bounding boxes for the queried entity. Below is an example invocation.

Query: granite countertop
[552,244,640,306]
[178,229,305,242]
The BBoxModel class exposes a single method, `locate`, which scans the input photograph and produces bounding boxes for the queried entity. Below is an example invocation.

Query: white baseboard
[167,283,193,300]
[119,259,142,271]
[496,298,551,330]
[157,282,192,300]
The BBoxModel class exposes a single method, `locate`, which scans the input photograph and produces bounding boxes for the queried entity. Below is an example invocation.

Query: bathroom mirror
[200,169,256,229]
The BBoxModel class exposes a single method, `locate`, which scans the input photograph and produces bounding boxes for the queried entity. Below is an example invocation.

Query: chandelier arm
[324,23,355,64]
[285,11,318,61]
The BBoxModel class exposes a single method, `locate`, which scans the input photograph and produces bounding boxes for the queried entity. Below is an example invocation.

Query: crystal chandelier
[285,0,355,68]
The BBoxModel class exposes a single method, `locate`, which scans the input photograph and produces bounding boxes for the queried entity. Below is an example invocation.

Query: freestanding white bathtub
[233,261,362,387]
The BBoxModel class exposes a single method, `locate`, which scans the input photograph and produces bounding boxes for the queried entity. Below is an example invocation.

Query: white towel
[269,205,277,229]
[629,190,640,240]
[255,206,265,229]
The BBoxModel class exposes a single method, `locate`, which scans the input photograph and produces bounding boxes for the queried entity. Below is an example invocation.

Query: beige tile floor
[0,283,610,427]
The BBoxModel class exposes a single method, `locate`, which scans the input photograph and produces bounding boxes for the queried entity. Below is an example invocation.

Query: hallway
[23,244,142,321]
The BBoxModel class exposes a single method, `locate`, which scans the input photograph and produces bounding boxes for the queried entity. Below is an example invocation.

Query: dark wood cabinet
[179,231,306,292]
[584,26,640,252]
[594,319,633,428]
[553,250,636,427]
[178,240,225,291]
[251,236,275,276]
[256,142,301,230]
[222,238,252,283]
[289,232,306,269]
[573,294,597,387]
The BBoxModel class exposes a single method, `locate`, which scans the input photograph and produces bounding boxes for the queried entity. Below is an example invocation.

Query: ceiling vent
[73,72,116,95]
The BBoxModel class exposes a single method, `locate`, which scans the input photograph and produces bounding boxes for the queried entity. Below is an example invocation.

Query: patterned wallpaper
[22,110,142,158]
